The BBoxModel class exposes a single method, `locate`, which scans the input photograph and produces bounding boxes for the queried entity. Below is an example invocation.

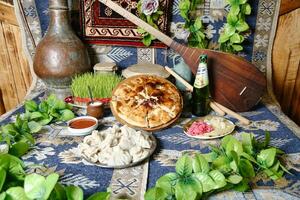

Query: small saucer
[67,116,98,136]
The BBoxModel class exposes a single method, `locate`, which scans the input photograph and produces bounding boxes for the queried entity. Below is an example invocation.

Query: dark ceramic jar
[33,0,91,97]
[87,101,104,119]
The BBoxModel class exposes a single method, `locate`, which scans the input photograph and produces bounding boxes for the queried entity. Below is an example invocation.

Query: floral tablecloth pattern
[1,92,300,199]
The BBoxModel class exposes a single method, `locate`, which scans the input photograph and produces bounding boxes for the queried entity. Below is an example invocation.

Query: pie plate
[110,75,183,131]
[183,115,235,139]
[81,134,157,169]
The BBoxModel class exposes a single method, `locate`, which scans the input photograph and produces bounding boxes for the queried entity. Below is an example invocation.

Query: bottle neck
[48,9,71,33]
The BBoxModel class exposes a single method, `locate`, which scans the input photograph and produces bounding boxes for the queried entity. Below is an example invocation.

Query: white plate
[183,115,235,139]
[67,116,98,136]
[82,134,157,169]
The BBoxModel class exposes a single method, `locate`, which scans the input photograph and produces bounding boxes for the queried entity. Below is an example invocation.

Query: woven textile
[1,92,300,199]
[10,0,300,199]
[80,0,171,47]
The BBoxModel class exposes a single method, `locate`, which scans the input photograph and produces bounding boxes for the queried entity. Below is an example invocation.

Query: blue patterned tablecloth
[1,92,300,199]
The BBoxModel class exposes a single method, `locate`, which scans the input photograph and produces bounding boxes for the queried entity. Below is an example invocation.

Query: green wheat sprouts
[71,73,122,98]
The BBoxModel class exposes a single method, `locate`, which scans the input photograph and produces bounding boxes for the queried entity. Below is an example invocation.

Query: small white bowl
[67,116,98,136]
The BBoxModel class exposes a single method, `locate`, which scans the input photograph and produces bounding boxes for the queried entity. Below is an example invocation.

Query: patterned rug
[79,0,171,48]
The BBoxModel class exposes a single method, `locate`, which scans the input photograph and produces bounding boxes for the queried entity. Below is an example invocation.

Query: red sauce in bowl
[69,119,96,129]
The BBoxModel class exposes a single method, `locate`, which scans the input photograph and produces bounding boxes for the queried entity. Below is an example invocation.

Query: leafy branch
[137,0,164,46]
[0,94,74,157]
[218,0,251,53]
[179,0,207,48]
[0,154,110,200]
[145,132,290,200]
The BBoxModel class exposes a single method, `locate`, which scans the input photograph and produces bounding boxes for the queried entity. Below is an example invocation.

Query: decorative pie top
[110,75,182,130]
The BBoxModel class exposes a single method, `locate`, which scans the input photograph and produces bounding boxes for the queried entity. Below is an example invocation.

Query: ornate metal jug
[33,0,91,97]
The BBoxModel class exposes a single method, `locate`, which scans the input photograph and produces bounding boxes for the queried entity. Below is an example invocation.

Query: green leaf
[232,44,243,51]
[232,179,250,192]
[230,33,243,43]
[227,13,238,26]
[202,152,218,162]
[264,131,271,148]
[142,34,153,47]
[212,155,231,173]
[86,192,110,200]
[38,116,53,126]
[137,27,146,34]
[24,173,46,199]
[194,173,215,192]
[0,192,6,200]
[25,100,38,112]
[243,3,251,15]
[236,19,249,32]
[53,100,66,110]
[230,5,240,15]
[59,109,74,122]
[179,0,190,20]
[39,101,49,113]
[241,133,254,155]
[29,112,43,120]
[43,173,59,199]
[49,183,66,200]
[65,186,83,200]
[264,165,284,180]
[1,124,16,135]
[175,155,193,177]
[239,159,255,178]
[8,142,29,157]
[188,176,202,195]
[193,17,202,30]
[0,168,6,192]
[144,187,168,200]
[227,174,243,184]
[21,133,35,145]
[222,136,243,156]
[156,173,178,195]
[175,181,197,200]
[0,154,25,181]
[192,154,209,173]
[257,148,277,168]
[46,94,58,107]
[6,187,30,200]
[209,145,223,155]
[209,170,227,189]
[15,115,23,129]
[218,34,230,43]
[28,121,42,133]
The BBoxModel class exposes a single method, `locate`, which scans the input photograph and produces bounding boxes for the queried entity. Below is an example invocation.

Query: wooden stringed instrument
[98,0,266,112]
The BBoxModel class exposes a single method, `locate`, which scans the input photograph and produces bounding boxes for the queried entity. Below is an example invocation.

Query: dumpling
[131,132,151,149]
[98,147,112,164]
[107,146,132,166]
[99,132,115,149]
[81,146,99,162]
[129,146,150,162]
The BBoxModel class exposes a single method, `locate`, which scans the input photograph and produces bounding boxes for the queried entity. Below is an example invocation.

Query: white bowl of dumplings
[78,125,156,168]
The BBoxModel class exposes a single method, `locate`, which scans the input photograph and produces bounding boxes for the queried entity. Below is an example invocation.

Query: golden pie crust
[110,75,183,131]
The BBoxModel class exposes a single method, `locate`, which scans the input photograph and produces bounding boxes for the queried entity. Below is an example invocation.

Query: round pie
[110,75,182,130]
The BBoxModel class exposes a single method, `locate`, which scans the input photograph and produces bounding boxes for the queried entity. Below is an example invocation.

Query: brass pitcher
[33,0,91,97]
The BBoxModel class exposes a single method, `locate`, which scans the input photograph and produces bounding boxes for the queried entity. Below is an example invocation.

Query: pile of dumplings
[78,125,153,166]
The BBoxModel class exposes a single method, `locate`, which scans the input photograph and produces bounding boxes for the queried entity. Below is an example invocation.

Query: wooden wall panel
[0,1,32,114]
[272,8,300,125]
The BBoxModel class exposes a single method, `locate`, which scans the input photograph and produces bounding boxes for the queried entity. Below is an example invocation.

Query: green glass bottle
[192,54,211,116]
